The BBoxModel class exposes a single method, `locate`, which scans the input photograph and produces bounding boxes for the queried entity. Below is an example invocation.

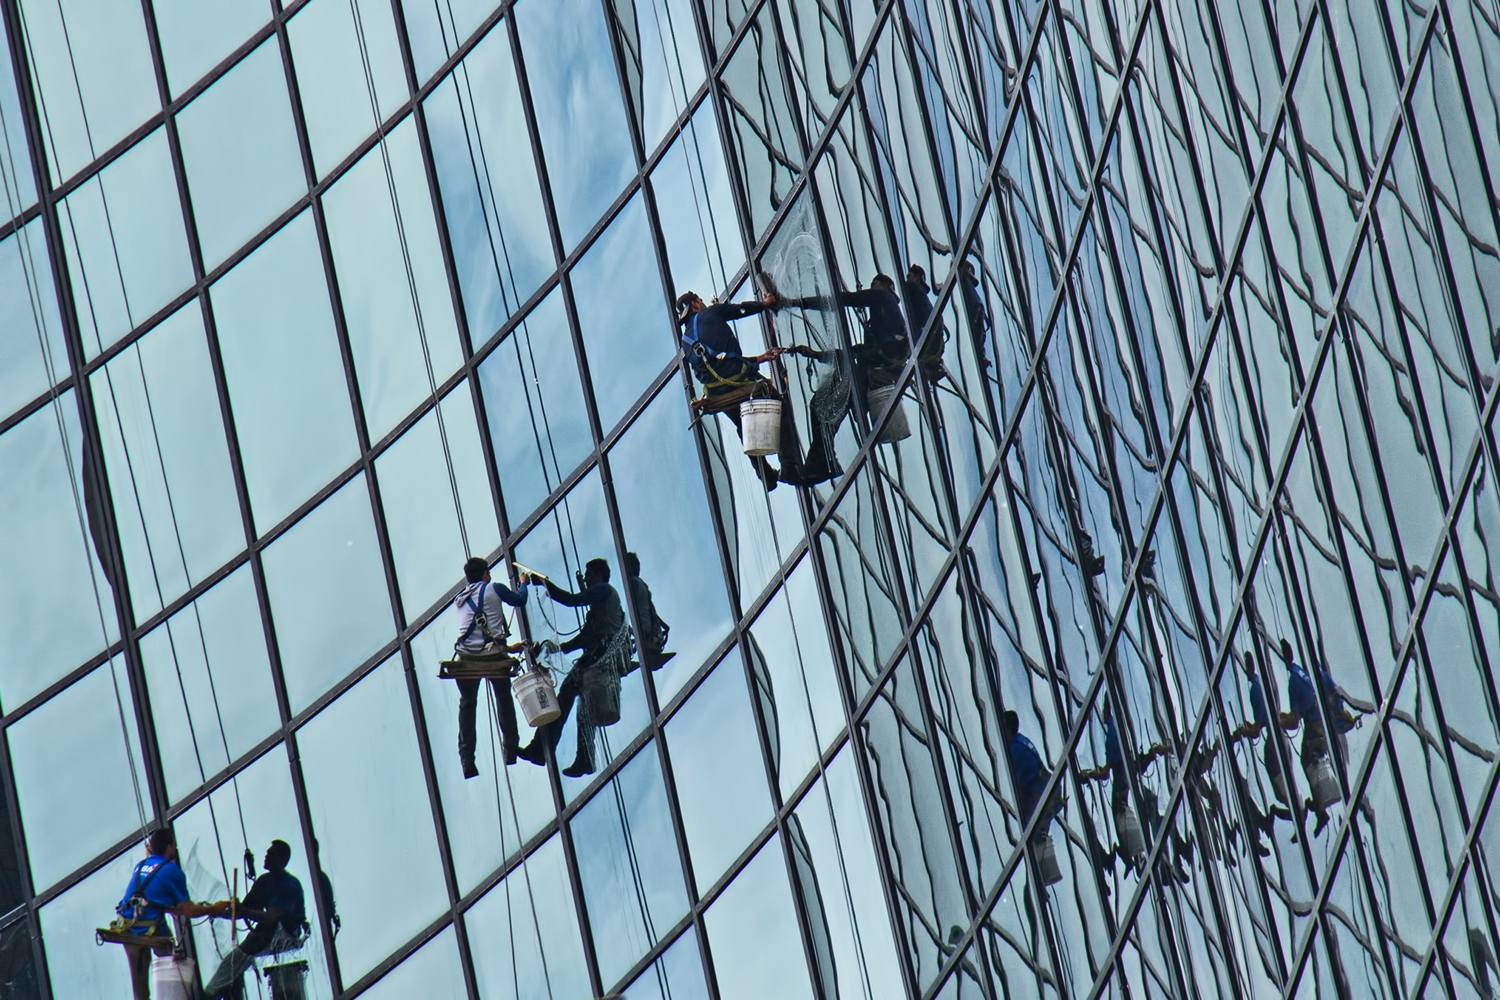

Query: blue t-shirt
[1007,733,1048,813]
[117,855,189,930]
[1248,674,1270,729]
[1286,662,1319,719]
[1103,716,1125,771]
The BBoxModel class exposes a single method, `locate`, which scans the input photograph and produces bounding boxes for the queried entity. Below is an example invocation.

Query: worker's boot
[514,742,546,765]
[562,755,595,778]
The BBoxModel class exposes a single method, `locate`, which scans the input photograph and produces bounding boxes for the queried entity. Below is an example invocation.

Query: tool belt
[97,917,175,955]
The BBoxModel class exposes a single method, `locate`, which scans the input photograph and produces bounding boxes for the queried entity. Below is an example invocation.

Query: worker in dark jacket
[516,558,629,776]
[624,552,672,670]
[958,258,991,368]
[677,290,817,491]
[902,264,946,378]
[204,840,306,999]
[115,828,230,1000]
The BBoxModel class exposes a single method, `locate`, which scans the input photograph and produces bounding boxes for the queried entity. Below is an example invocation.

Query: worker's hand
[759,289,782,311]
[527,572,546,585]
[506,641,527,653]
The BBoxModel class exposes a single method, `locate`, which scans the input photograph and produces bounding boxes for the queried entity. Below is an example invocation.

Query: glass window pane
[263,475,393,713]
[150,0,270,97]
[211,211,359,532]
[20,0,158,181]
[621,929,710,1000]
[360,926,465,1000]
[10,659,149,892]
[0,220,67,421]
[571,194,673,430]
[704,835,815,1000]
[38,851,138,998]
[400,0,495,83]
[91,303,242,618]
[608,387,733,701]
[515,0,636,250]
[664,652,771,887]
[571,742,688,987]
[324,120,463,441]
[298,657,448,984]
[651,104,741,300]
[609,0,705,152]
[289,0,406,178]
[61,129,193,359]
[467,834,592,1000]
[425,24,553,340]
[476,288,593,521]
[0,393,118,709]
[141,566,280,804]
[177,40,305,268]
[376,385,499,619]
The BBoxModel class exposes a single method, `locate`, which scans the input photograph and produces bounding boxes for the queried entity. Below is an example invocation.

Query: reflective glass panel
[360,926,465,999]
[704,834,815,1000]
[150,0,269,97]
[0,220,67,421]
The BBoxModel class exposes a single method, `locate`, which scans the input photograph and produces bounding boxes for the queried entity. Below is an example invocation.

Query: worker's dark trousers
[458,677,519,764]
[532,665,601,770]
[205,922,281,999]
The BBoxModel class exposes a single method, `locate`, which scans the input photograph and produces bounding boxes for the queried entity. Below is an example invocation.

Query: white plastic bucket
[151,955,194,1000]
[1116,807,1145,860]
[740,398,782,456]
[1034,835,1063,885]
[513,670,562,727]
[866,384,911,444]
[1308,757,1340,811]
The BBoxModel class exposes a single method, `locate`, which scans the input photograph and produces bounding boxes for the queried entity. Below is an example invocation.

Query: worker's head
[1000,710,1019,739]
[905,264,927,288]
[871,274,895,293]
[264,840,292,872]
[675,292,705,325]
[959,258,977,279]
[624,552,641,578]
[1279,638,1294,665]
[584,558,610,586]
[463,557,491,584]
[146,828,176,859]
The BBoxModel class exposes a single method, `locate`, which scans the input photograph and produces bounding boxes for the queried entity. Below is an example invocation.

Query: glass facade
[0,0,1498,996]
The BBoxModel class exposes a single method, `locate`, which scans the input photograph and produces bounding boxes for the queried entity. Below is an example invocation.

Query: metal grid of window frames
[0,0,1498,997]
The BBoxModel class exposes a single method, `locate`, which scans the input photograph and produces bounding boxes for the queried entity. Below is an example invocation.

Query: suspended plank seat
[438,655,520,681]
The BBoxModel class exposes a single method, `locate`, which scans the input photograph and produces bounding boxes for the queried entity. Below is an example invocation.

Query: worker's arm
[540,578,602,608]
[171,899,231,919]
[1279,711,1300,731]
[490,580,527,607]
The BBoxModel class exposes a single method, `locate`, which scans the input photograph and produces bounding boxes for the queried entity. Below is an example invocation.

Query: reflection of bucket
[581,667,621,727]
[267,960,310,1000]
[151,956,195,1000]
[1308,757,1340,811]
[1034,835,1063,885]
[513,670,562,727]
[740,399,782,456]
[866,384,911,443]
[1116,807,1145,860]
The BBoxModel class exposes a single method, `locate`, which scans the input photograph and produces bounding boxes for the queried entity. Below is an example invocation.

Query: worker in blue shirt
[1001,711,1058,839]
[676,290,823,490]
[115,828,230,1000]
[1281,639,1354,833]
[516,559,629,777]
[205,840,307,999]
[454,556,528,777]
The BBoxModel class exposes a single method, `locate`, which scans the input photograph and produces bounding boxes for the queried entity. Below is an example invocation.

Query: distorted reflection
[203,840,307,1000]
[516,558,629,777]
[623,551,674,672]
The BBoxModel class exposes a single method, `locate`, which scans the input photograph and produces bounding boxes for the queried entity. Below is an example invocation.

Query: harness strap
[456,582,507,652]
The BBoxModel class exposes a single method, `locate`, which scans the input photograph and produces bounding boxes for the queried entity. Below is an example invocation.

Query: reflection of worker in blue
[901,264,947,378]
[623,552,672,671]
[116,829,230,1000]
[1001,711,1058,839]
[205,840,306,999]
[455,557,528,778]
[676,290,821,490]
[517,559,628,777]
[1281,639,1354,834]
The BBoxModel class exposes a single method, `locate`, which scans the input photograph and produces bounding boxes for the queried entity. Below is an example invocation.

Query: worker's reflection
[204,840,306,1000]
[623,552,673,672]
[957,258,990,370]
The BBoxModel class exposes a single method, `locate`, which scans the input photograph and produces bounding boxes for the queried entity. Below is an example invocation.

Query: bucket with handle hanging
[513,668,562,727]
[740,398,782,456]
[151,955,195,1000]
[866,384,911,443]
[1116,806,1145,861]
[1033,834,1063,885]
[1308,756,1340,811]
[581,666,622,727]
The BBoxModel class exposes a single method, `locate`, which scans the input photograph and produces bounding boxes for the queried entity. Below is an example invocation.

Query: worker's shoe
[757,463,780,492]
[461,758,479,780]
[562,757,595,778]
[514,742,546,765]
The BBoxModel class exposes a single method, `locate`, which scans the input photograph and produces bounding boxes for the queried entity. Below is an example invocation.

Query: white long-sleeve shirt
[454,579,526,653]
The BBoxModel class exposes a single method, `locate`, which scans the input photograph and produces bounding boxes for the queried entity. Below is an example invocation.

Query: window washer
[204,840,306,1000]
[1280,638,1355,835]
[111,828,231,1000]
[1103,705,1191,882]
[1242,653,1295,830]
[1001,711,1059,838]
[676,290,826,490]
[957,258,991,369]
[623,552,673,671]
[902,264,947,379]
[453,557,528,778]
[516,558,630,777]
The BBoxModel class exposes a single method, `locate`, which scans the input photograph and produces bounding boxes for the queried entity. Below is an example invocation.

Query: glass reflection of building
[1,0,1498,996]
